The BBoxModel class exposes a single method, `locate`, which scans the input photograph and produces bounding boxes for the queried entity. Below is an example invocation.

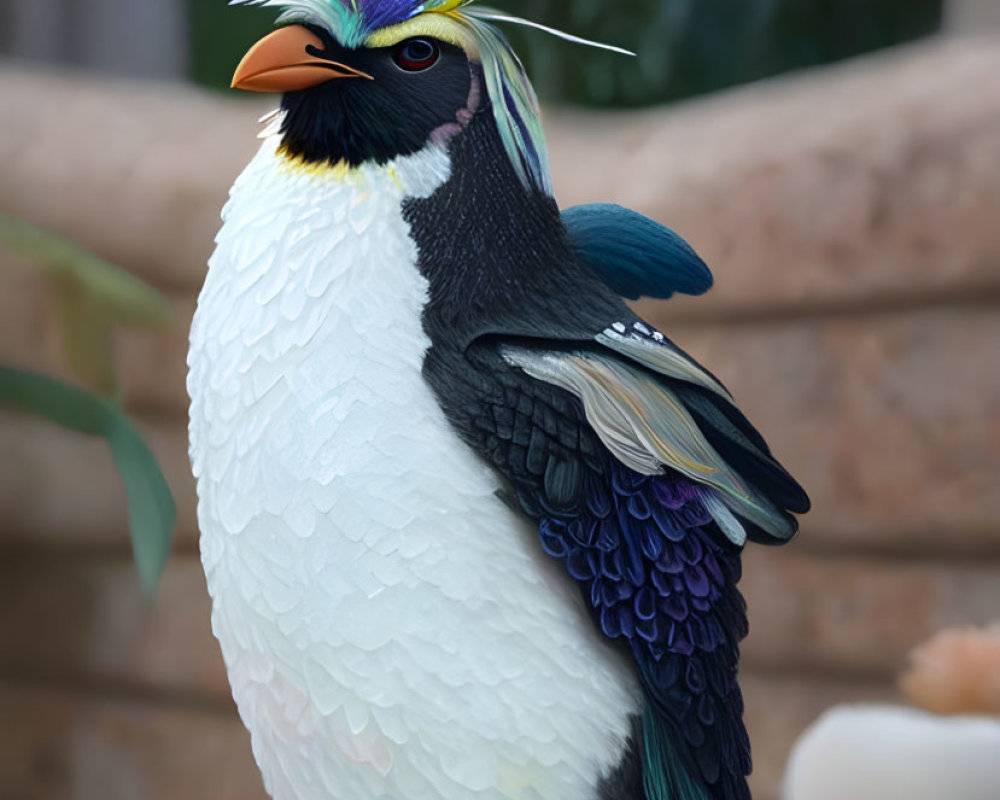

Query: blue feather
[562,203,713,300]
[539,463,752,799]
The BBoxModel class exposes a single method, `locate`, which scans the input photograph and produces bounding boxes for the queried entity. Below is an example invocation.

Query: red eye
[393,38,440,72]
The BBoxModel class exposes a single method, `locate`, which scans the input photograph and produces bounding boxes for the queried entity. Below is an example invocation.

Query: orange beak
[231,25,373,93]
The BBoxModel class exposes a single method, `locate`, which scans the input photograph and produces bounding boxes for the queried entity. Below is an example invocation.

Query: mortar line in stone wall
[0,538,200,564]
[0,660,898,721]
[125,398,192,423]
[114,262,211,298]
[785,534,1000,565]
[4,531,1000,569]
[738,661,904,691]
[0,670,238,718]
[652,281,1000,329]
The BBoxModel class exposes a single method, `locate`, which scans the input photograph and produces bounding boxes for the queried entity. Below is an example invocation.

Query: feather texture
[501,338,800,545]
[233,0,628,193]
[563,204,713,301]
[402,106,809,797]
[233,0,463,46]
[189,137,641,800]
[200,8,811,799]
[450,340,754,800]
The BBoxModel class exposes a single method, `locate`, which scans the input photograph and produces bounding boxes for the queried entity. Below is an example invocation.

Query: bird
[186,2,810,800]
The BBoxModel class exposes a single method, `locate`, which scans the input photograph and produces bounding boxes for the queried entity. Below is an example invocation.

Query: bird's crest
[233,0,631,193]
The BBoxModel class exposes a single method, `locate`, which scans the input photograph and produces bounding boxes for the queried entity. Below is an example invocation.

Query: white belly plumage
[188,133,641,800]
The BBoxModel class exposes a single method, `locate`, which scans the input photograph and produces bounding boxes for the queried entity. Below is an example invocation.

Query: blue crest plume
[233,0,457,46]
[233,0,632,194]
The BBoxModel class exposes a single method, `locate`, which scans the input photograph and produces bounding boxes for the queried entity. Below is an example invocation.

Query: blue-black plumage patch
[539,461,751,800]
[403,107,801,800]
[279,33,473,167]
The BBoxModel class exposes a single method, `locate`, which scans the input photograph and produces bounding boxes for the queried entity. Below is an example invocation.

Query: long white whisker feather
[467,9,635,57]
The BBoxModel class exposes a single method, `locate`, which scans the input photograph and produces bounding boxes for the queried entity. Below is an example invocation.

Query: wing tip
[562,203,714,300]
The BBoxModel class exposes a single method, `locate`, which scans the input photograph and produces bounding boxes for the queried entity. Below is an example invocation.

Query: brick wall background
[1,33,999,800]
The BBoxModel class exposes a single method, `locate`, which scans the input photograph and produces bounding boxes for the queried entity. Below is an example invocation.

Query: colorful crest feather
[233,0,631,193]
[233,0,463,46]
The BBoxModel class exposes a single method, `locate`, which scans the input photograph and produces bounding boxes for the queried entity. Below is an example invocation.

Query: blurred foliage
[501,0,943,106]
[191,0,942,106]
[0,215,176,593]
[190,1,276,91]
[0,369,176,593]
[0,215,171,397]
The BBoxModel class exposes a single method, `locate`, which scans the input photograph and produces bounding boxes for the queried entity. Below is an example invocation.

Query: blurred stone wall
[949,0,1000,30]
[1,0,187,78]
[1,34,999,800]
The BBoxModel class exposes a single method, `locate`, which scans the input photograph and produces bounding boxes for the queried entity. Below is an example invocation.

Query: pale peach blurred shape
[900,623,1000,716]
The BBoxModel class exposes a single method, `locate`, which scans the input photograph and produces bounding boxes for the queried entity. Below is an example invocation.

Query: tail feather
[643,708,713,800]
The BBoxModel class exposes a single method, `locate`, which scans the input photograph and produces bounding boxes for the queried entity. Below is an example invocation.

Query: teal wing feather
[643,709,711,800]
[562,204,713,300]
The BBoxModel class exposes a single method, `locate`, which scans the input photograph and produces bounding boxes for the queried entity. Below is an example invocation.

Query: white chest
[187,138,640,800]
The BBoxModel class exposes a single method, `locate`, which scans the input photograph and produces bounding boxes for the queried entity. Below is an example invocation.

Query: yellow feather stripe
[364,13,474,50]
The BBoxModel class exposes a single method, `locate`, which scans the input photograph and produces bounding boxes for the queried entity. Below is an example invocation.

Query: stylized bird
[187,2,810,800]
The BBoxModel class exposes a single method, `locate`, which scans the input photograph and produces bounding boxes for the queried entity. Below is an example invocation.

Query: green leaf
[0,367,176,593]
[107,411,177,595]
[0,364,113,435]
[0,214,171,324]
[0,213,172,397]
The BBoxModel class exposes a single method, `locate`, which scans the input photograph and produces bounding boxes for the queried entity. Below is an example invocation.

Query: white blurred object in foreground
[784,624,1000,800]
[782,705,1000,800]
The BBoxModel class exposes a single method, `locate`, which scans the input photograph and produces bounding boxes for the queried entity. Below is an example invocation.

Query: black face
[280,28,473,166]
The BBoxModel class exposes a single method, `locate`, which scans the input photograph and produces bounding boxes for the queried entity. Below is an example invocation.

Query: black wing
[422,323,808,800]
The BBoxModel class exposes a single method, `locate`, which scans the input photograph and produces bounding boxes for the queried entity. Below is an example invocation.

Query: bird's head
[231,1,629,194]
[230,0,546,191]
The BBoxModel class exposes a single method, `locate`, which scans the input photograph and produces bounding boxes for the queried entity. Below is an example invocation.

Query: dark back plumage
[405,100,808,800]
